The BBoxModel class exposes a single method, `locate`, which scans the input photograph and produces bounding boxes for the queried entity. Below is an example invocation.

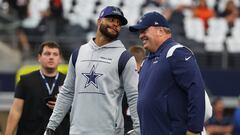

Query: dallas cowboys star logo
[82,65,103,88]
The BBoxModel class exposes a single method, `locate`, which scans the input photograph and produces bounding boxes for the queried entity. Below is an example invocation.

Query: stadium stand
[0,0,239,95]
[226,37,240,68]
[184,17,205,42]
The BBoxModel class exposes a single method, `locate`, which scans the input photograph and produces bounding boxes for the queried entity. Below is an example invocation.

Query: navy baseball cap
[99,6,128,26]
[129,11,170,32]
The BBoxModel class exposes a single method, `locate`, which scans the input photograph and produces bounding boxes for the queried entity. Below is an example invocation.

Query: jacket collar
[148,38,177,59]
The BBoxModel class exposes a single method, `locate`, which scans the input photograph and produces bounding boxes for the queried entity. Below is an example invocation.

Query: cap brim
[105,15,128,26]
[119,16,128,26]
[129,24,148,32]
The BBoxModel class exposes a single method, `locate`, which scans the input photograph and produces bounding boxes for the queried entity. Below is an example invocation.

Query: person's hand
[186,130,200,135]
[43,128,55,135]
[46,101,56,109]
[126,130,137,135]
[45,95,57,109]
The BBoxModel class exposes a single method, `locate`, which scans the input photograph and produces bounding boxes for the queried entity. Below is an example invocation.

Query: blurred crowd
[0,0,240,65]
[204,96,240,135]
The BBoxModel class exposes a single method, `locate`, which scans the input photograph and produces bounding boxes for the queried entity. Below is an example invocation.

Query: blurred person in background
[8,0,66,59]
[8,0,47,57]
[8,0,29,20]
[44,6,140,135]
[129,11,209,135]
[219,0,239,35]
[206,97,233,135]
[234,95,240,135]
[4,41,69,135]
[193,0,215,31]
[122,45,146,134]
[129,45,146,72]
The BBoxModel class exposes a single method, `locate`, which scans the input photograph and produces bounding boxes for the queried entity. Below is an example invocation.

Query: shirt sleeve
[47,55,75,130]
[15,76,26,99]
[121,57,140,135]
[168,47,205,133]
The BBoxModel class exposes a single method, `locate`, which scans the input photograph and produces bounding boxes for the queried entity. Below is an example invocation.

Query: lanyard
[39,70,59,95]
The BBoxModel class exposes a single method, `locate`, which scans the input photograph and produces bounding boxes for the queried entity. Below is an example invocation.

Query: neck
[40,68,58,77]
[160,35,171,44]
[153,36,171,52]
[94,31,112,47]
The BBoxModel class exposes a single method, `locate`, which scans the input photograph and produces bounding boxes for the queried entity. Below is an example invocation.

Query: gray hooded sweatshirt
[47,39,140,135]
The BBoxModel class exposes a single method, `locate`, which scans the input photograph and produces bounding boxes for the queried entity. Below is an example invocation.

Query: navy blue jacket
[137,38,205,135]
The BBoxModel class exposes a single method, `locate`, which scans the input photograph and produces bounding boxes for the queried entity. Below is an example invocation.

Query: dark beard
[99,24,119,40]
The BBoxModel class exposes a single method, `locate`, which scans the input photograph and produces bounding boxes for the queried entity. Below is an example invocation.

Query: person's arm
[121,57,140,135]
[5,98,24,135]
[168,47,205,133]
[220,125,234,134]
[206,124,233,134]
[46,54,76,131]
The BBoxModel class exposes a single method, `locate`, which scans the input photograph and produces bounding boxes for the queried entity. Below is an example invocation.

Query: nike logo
[185,56,191,61]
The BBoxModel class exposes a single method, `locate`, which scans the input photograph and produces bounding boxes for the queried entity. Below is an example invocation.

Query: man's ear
[97,18,101,25]
[157,28,162,36]
[158,27,166,36]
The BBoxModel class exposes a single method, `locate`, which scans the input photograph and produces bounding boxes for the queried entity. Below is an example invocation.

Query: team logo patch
[185,56,192,61]
[82,65,103,88]
[112,9,121,15]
